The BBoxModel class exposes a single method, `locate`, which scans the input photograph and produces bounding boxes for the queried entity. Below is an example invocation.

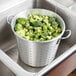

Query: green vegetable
[14,23,23,31]
[16,18,26,25]
[16,30,25,38]
[14,15,62,41]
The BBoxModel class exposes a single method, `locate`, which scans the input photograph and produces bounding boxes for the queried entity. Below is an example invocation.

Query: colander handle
[0,49,35,76]
[61,30,71,39]
[7,15,14,25]
[56,30,71,44]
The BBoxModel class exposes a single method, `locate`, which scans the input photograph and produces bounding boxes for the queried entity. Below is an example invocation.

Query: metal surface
[46,0,76,45]
[0,41,76,76]
[0,0,76,76]
[55,0,75,7]
[44,53,76,76]
[0,0,35,49]
[8,9,66,67]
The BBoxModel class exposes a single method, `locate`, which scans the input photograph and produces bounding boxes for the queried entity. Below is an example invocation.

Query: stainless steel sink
[55,0,75,7]
[0,0,76,76]
[0,38,76,76]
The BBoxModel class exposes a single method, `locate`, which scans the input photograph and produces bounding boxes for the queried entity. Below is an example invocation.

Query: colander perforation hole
[47,56,54,63]
[25,55,28,62]
[29,49,33,65]
[39,51,43,65]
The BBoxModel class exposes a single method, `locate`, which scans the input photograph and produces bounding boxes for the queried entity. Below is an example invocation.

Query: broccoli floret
[14,23,23,31]
[16,18,26,25]
[16,30,25,38]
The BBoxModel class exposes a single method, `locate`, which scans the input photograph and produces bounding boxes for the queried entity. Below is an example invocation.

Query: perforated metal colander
[7,9,71,67]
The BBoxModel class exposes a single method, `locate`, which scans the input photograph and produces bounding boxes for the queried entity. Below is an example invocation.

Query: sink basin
[69,3,76,12]
[55,0,75,7]
[0,0,76,76]
[0,0,27,13]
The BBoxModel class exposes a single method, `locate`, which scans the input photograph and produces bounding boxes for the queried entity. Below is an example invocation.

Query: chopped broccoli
[16,30,25,38]
[14,15,62,41]
[14,23,23,31]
